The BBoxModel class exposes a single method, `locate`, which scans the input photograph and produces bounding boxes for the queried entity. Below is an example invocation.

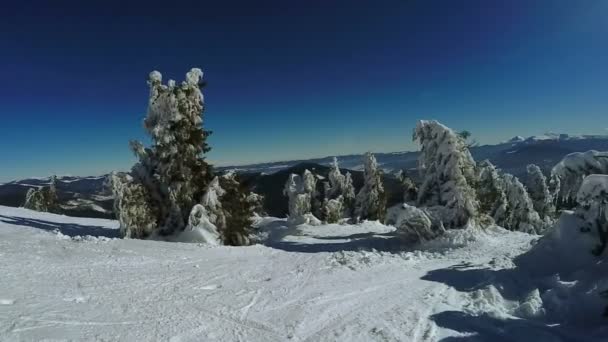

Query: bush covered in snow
[385,203,445,243]
[414,120,479,228]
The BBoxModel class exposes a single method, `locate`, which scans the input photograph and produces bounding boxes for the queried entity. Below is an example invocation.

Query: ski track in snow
[0,205,580,341]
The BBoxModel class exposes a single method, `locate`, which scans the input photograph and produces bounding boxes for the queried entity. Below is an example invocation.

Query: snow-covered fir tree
[247,192,265,217]
[23,176,59,213]
[551,150,608,208]
[502,173,545,234]
[323,196,344,224]
[526,164,555,220]
[355,152,386,222]
[109,172,156,239]
[342,172,356,218]
[413,120,479,228]
[396,170,418,203]
[112,68,254,244]
[321,157,354,222]
[574,174,608,255]
[303,169,322,219]
[283,172,320,225]
[476,160,508,225]
[218,172,253,246]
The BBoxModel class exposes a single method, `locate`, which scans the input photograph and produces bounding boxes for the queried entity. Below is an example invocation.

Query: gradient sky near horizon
[0,0,607,182]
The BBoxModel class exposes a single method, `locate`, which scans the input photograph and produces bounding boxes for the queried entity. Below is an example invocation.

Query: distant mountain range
[220,133,608,177]
[3,133,608,219]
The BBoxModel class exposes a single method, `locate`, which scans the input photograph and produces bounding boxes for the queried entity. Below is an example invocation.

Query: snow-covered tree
[247,192,265,217]
[526,164,555,220]
[23,176,59,213]
[476,160,508,225]
[109,172,156,239]
[218,173,253,246]
[322,157,354,222]
[283,172,320,225]
[323,196,344,224]
[396,170,418,203]
[386,203,445,244]
[551,150,608,208]
[413,120,479,228]
[342,172,356,218]
[112,68,255,244]
[502,173,545,234]
[119,68,213,236]
[575,174,608,255]
[201,177,226,232]
[355,152,386,222]
[326,157,345,198]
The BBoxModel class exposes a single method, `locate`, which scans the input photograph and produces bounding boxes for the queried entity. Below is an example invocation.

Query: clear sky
[0,0,607,182]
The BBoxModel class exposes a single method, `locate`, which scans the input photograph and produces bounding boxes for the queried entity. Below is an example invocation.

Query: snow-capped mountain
[4,133,608,219]
[221,133,608,177]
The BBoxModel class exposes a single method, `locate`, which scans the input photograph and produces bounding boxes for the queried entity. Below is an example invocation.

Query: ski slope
[0,206,601,341]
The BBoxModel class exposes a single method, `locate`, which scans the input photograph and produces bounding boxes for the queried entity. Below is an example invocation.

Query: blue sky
[0,0,607,182]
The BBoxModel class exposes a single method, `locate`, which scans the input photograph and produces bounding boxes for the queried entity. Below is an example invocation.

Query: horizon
[1,0,607,182]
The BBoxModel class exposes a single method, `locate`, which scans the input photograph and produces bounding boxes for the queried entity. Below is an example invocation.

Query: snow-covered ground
[0,206,605,341]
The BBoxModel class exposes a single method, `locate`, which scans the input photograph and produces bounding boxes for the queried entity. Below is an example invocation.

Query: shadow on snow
[422,263,600,341]
[0,214,119,238]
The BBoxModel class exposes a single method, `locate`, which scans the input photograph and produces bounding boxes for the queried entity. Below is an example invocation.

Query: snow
[1,205,606,341]
[577,174,608,204]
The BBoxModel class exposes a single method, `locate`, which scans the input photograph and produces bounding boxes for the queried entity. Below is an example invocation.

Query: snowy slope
[0,206,603,341]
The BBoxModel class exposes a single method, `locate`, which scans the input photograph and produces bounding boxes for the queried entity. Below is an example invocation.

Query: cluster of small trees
[109,69,258,245]
[407,120,556,237]
[23,176,59,213]
[283,153,385,225]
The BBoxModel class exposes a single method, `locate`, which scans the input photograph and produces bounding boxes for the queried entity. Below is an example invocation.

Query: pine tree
[396,170,418,203]
[526,164,555,221]
[109,172,156,238]
[502,173,545,234]
[23,176,60,213]
[321,157,353,222]
[342,172,356,218]
[355,152,386,222]
[476,160,508,225]
[219,173,253,246]
[323,196,344,224]
[283,171,321,225]
[113,68,256,243]
[413,120,479,228]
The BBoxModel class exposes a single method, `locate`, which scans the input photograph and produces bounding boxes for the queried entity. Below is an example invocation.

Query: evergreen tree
[112,68,255,244]
[109,172,156,238]
[396,170,418,203]
[355,152,386,222]
[502,173,545,234]
[526,164,555,220]
[551,150,608,209]
[342,172,356,218]
[23,176,59,213]
[219,173,253,246]
[283,171,321,225]
[476,160,508,225]
[413,120,479,228]
[321,157,354,222]
[323,196,344,224]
